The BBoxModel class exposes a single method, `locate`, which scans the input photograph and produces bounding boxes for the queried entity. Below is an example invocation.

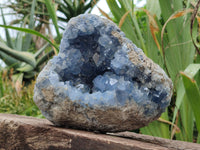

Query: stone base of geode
[46,99,161,133]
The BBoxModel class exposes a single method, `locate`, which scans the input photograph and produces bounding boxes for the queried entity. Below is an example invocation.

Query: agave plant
[106,0,200,143]
[55,0,100,22]
[6,0,53,49]
[0,0,55,84]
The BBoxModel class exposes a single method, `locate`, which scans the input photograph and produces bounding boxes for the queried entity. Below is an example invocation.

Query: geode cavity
[34,14,173,132]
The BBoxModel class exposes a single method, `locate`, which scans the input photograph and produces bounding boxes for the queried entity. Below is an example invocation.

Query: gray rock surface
[34,14,173,132]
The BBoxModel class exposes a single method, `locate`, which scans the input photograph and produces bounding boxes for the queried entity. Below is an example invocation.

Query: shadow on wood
[0,113,199,150]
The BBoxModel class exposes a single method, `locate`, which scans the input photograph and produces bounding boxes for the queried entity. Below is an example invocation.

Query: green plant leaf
[181,66,200,135]
[76,0,84,14]
[15,28,23,51]
[22,0,36,51]
[172,64,200,141]
[171,78,185,137]
[1,9,14,49]
[15,17,29,51]
[0,72,4,97]
[74,0,79,10]
[24,71,37,79]
[0,42,36,68]
[34,42,50,58]
[141,9,164,67]
[17,43,53,72]
[0,38,20,68]
[159,0,195,81]
[0,51,20,68]
[62,0,75,17]
[147,0,161,19]
[106,0,138,42]
[58,3,71,20]
[183,64,200,79]
[140,110,170,139]
[176,95,194,142]
[0,24,59,52]
[36,49,54,67]
[17,64,34,72]
[45,0,61,41]
[197,134,200,143]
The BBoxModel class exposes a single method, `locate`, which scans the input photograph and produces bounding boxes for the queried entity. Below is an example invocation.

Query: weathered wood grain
[0,114,199,150]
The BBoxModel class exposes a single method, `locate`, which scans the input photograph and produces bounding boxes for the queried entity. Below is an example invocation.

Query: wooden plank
[108,132,200,150]
[0,113,199,150]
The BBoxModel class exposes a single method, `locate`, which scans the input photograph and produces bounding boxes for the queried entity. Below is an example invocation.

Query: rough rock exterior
[34,14,173,132]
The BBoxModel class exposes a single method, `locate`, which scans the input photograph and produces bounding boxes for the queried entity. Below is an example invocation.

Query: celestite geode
[34,14,173,132]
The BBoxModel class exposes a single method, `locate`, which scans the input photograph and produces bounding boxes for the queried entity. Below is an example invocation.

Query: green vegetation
[0,70,42,117]
[106,0,200,142]
[56,0,100,22]
[0,0,200,143]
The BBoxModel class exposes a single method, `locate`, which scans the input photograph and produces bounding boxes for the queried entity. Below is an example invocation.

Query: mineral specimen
[34,14,173,132]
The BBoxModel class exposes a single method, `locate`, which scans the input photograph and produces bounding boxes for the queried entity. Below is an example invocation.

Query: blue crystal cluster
[34,14,173,132]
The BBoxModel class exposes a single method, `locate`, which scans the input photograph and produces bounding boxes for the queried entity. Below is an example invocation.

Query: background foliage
[105,0,200,142]
[0,0,200,143]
